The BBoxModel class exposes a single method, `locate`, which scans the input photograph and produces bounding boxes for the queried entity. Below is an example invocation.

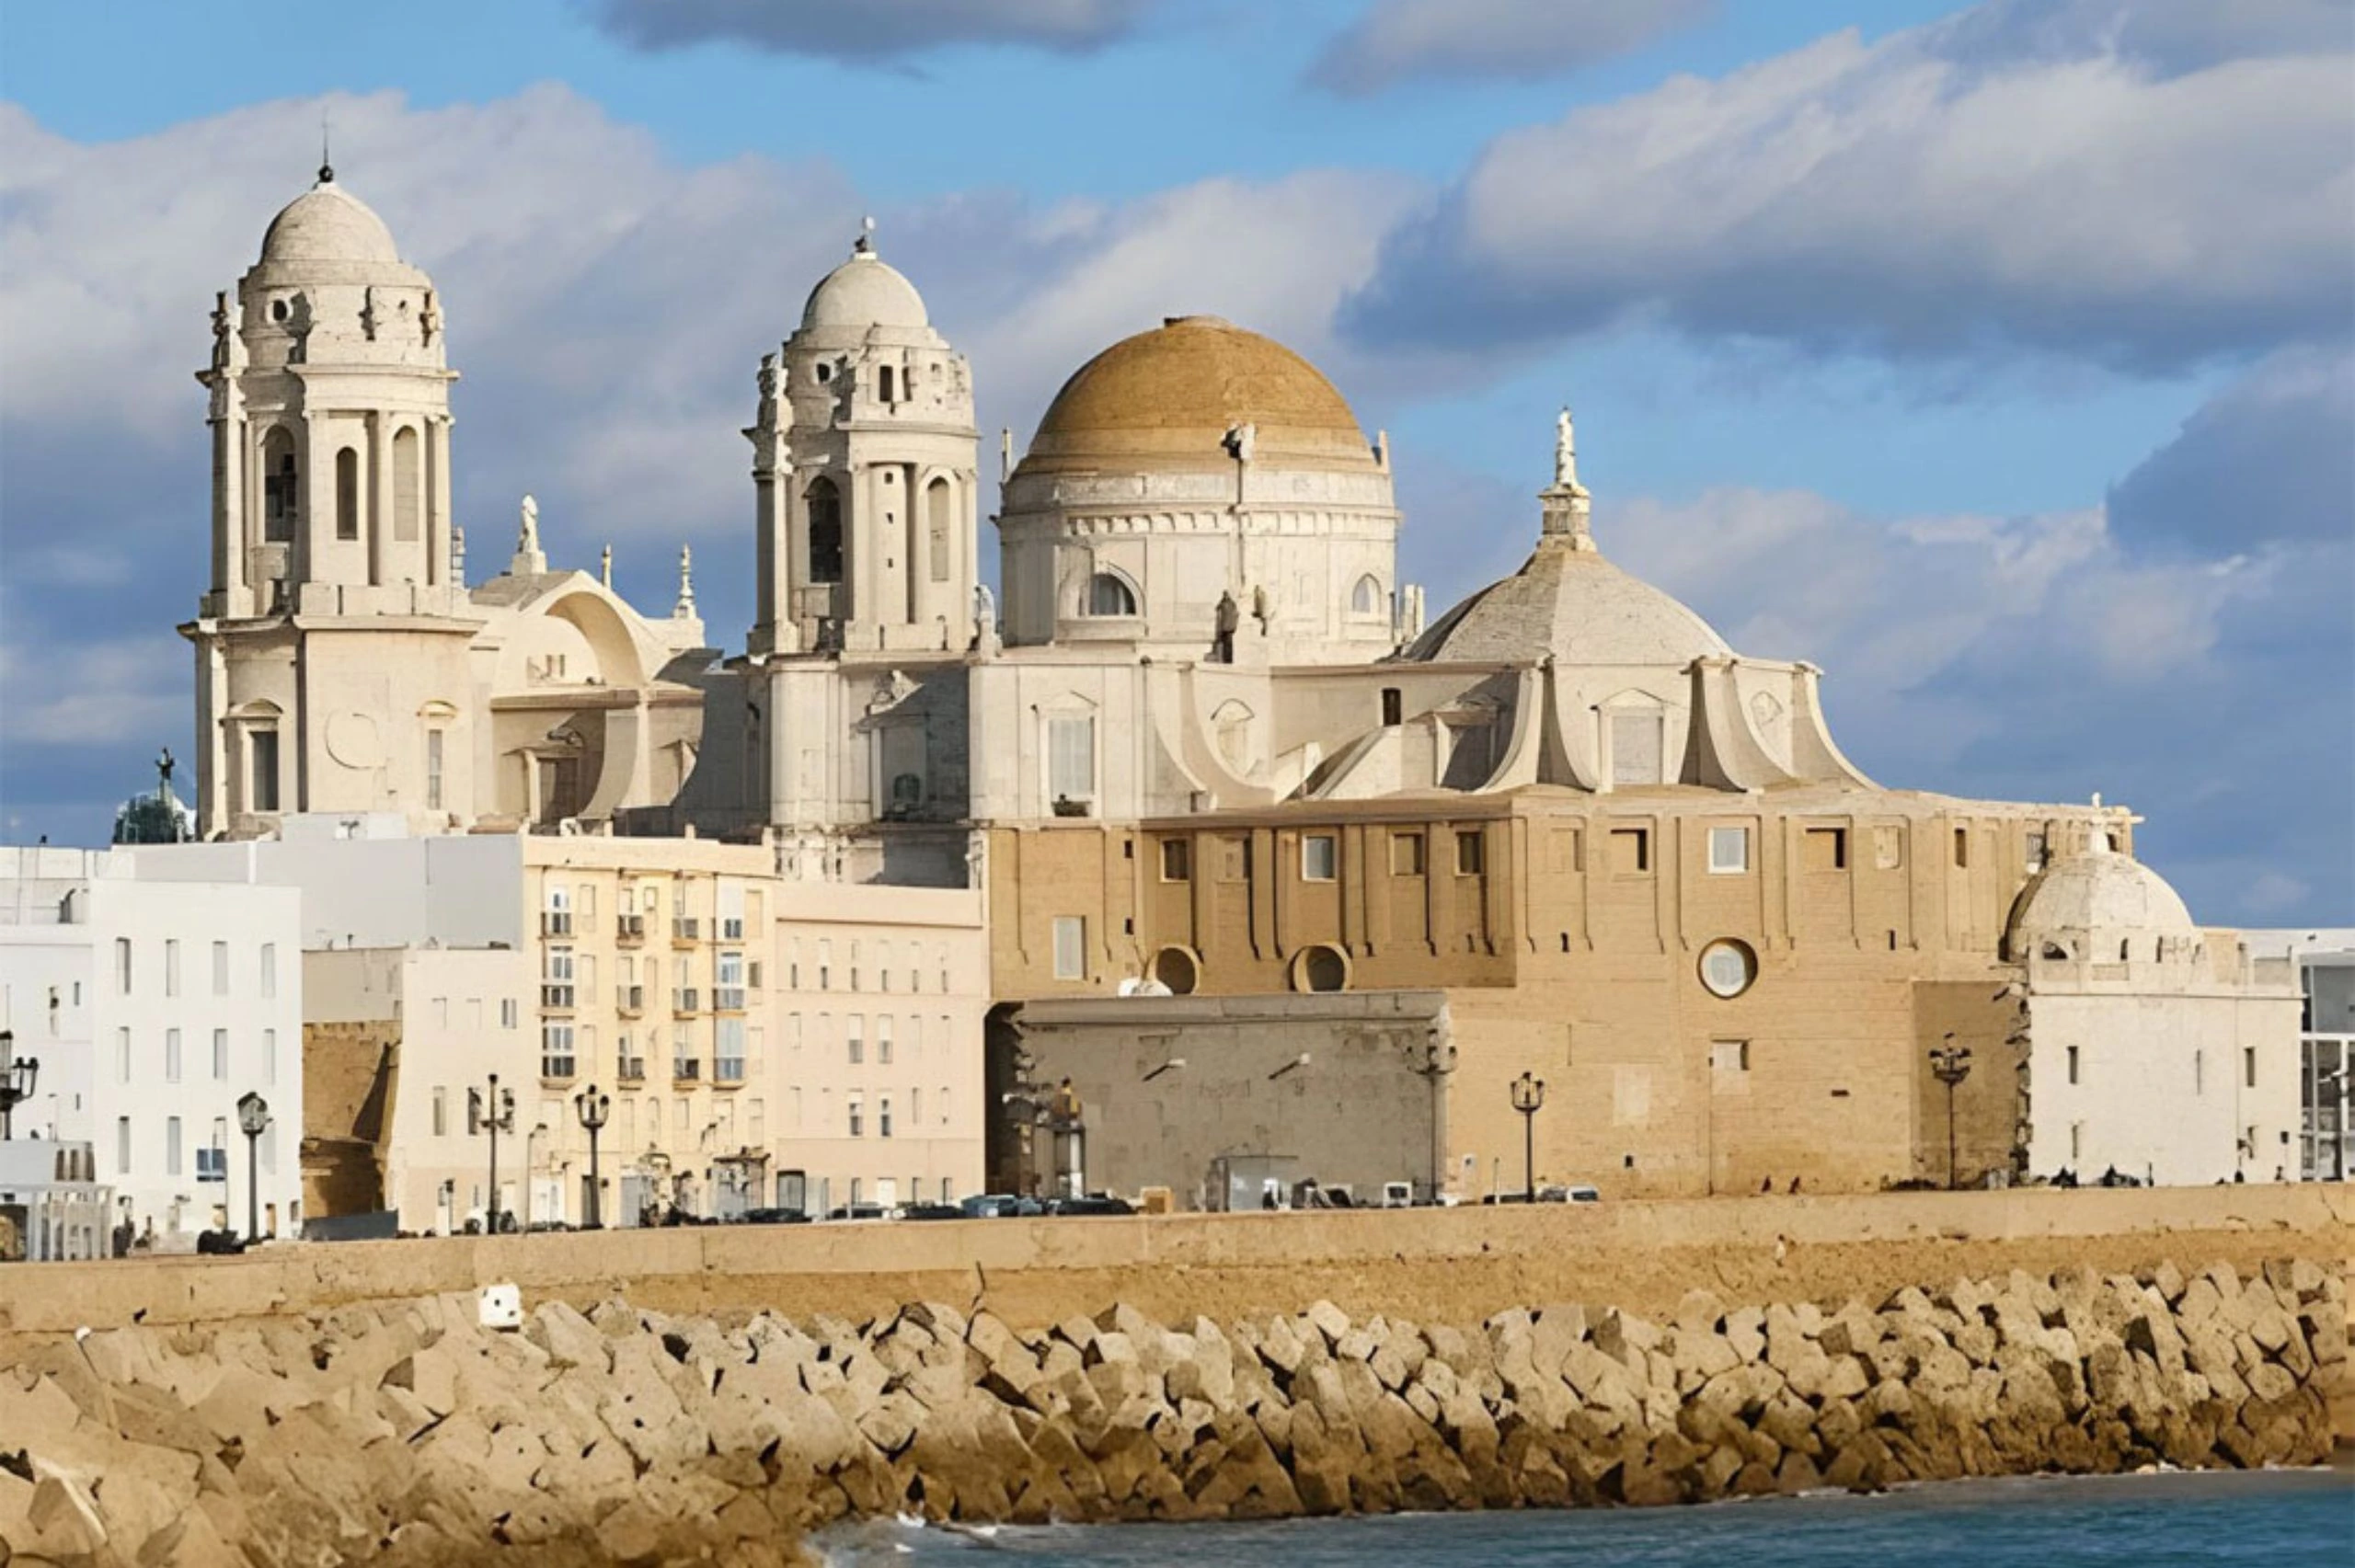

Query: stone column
[428,416,454,589]
[368,411,391,589]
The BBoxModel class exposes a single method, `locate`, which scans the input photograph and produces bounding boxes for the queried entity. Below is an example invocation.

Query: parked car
[1047,1193,1134,1217]
[1534,1185,1603,1204]
[959,1194,1044,1219]
[824,1203,889,1221]
[900,1202,965,1221]
[1380,1182,1415,1208]
[739,1207,812,1225]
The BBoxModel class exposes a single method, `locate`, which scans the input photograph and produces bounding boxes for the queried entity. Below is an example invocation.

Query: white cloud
[1345,4,2355,369]
[585,0,1160,60]
[1308,0,1714,96]
[0,635,188,747]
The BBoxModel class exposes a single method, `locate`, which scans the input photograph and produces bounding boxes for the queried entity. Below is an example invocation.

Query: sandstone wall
[0,1259,2340,1566]
[0,1185,2344,1343]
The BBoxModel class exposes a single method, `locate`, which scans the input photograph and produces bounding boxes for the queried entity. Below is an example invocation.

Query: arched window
[925,477,952,583]
[1086,572,1137,616]
[1350,574,1383,615]
[391,427,421,543]
[334,447,360,541]
[806,477,843,585]
[261,428,299,543]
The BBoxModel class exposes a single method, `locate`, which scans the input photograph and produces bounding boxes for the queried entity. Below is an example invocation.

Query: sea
[810,1467,2354,1566]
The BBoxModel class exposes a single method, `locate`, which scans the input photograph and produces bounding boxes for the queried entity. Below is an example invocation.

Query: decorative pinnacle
[1541,406,1595,550]
[319,107,333,185]
[674,544,696,615]
[854,214,876,256]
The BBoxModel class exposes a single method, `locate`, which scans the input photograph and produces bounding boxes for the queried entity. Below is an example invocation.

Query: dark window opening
[806,477,844,584]
[879,365,896,402]
[261,429,299,544]
[1381,687,1403,727]
[334,447,359,541]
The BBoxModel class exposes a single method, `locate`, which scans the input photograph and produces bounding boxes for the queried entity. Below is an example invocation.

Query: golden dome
[1020,315,1376,475]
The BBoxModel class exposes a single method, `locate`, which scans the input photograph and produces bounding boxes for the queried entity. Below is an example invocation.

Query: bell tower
[185,164,480,838]
[748,226,979,658]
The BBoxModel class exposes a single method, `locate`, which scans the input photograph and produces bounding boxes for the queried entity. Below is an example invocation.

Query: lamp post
[575,1084,610,1229]
[0,1030,39,1140]
[1929,1036,1974,1191]
[236,1092,270,1243]
[1510,1070,1546,1203]
[471,1073,515,1233]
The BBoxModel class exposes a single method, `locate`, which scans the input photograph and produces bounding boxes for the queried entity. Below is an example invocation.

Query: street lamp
[1510,1070,1547,1203]
[470,1073,516,1234]
[1929,1035,1974,1191]
[575,1084,611,1229]
[236,1093,270,1243]
[0,1029,40,1140]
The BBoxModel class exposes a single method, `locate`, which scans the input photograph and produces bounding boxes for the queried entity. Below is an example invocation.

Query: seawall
[0,1258,2342,1566]
[3,1185,2347,1341]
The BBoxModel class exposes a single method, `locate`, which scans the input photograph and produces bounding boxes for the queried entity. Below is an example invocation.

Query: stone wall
[0,1259,2340,1565]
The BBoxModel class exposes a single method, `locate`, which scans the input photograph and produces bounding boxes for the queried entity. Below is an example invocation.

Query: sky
[0,0,2349,926]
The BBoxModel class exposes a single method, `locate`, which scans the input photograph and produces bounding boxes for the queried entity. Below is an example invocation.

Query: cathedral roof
[2009,843,2196,941]
[259,172,401,266]
[801,242,929,331]
[1019,315,1376,475]
[1407,539,1732,668]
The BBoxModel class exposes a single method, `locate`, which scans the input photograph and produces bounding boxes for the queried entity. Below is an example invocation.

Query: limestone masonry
[0,1256,2342,1565]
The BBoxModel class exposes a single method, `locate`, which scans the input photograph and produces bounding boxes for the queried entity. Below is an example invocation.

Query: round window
[1698,940,1756,999]
[270,298,290,323]
[1293,944,1349,994]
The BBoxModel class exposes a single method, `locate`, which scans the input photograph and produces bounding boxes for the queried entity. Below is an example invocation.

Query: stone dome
[1408,542,1732,667]
[259,175,401,265]
[1019,315,1376,474]
[800,245,929,331]
[2009,843,2196,944]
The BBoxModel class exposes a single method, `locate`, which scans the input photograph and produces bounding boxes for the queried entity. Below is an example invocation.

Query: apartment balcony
[540,1057,577,1084]
[616,985,645,1017]
[672,917,702,947]
[541,912,573,937]
[615,1055,647,1084]
[539,983,575,1011]
[672,988,701,1016]
[672,1059,702,1083]
[616,914,646,944]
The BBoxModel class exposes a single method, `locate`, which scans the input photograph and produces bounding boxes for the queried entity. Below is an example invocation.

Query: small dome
[1408,544,1731,667]
[1021,315,1374,475]
[2009,845,2195,944]
[259,176,401,265]
[801,246,929,331]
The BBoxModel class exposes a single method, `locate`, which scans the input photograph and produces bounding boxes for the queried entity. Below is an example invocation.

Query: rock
[1304,1300,1352,1350]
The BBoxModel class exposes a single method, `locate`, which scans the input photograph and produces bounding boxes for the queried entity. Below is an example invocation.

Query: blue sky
[2,0,2349,923]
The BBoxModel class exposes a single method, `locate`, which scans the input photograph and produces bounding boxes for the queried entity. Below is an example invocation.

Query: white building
[0,848,303,1244]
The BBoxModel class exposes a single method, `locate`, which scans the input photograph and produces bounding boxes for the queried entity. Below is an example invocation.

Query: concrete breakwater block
[0,1258,2342,1565]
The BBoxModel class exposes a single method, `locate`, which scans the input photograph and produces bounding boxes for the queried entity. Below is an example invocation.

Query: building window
[261,427,298,542]
[115,937,132,994]
[165,1028,182,1082]
[213,1029,229,1081]
[166,1116,183,1177]
[116,1027,131,1082]
[1698,940,1757,1000]
[2025,830,2047,872]
[819,940,833,990]
[426,729,445,810]
[2194,1049,2204,1094]
[250,729,281,812]
[716,1018,745,1082]
[116,1117,132,1175]
[847,1015,864,1065]
[263,1028,277,1084]
[1712,1040,1750,1076]
[2066,1046,2080,1085]
[879,1097,894,1139]
[392,427,421,542]
[1708,826,1751,875]
[212,941,230,995]
[1611,828,1650,875]
[1161,840,1191,882]
[926,476,952,583]
[805,476,844,584]
[1052,917,1086,980]
[1085,572,1137,616]
[432,1088,447,1138]
[334,446,360,540]
[1350,574,1382,616]
[160,939,180,998]
[1454,830,1485,876]
[1381,687,1403,727]
[1303,834,1338,882]
[500,998,518,1029]
[1390,831,1425,876]
[1803,828,1847,871]
[1610,711,1665,786]
[2245,1047,2257,1089]
[717,951,746,1011]
[848,1098,864,1139]
[543,946,575,1009]
[2071,1121,2085,1162]
[542,1023,575,1080]
[1953,827,1970,868]
[878,1015,894,1066]
[1048,715,1096,805]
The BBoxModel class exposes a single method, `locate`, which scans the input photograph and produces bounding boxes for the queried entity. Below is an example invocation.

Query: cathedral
[175,166,2304,1202]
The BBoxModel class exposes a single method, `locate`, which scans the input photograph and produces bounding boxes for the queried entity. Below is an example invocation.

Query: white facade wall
[0,849,303,1244]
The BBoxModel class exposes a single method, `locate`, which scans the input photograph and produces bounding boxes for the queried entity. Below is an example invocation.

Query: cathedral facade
[179,170,2303,1202]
